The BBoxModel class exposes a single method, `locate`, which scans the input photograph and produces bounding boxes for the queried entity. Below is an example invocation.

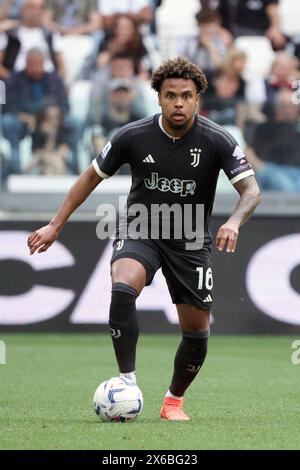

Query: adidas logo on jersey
[203,294,213,303]
[143,154,155,163]
[232,145,245,161]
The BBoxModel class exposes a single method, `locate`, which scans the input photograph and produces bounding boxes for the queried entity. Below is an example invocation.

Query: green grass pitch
[0,333,299,450]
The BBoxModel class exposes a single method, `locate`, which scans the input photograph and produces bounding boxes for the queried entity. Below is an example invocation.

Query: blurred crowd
[0,0,299,191]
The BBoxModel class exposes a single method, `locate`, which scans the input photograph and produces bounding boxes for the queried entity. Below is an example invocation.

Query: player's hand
[216,221,239,253]
[27,224,59,255]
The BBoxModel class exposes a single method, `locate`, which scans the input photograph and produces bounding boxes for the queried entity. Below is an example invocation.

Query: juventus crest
[190,148,201,168]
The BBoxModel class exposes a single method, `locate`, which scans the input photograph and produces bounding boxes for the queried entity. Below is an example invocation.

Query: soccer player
[27,57,260,421]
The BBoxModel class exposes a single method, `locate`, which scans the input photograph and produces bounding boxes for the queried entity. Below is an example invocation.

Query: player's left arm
[216,175,261,253]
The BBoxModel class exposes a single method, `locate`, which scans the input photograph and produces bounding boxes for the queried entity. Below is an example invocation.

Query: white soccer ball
[93,377,143,422]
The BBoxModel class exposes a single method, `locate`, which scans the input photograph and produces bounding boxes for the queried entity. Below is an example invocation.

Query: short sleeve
[92,129,130,179]
[215,129,254,185]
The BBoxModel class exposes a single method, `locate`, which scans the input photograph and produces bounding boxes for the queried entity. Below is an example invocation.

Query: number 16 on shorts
[196,267,213,290]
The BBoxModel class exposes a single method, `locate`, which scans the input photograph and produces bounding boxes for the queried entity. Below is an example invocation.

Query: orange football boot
[160,397,190,421]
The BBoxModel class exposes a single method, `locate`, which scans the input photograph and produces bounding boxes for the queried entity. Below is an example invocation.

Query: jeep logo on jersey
[144,172,196,197]
[190,148,201,167]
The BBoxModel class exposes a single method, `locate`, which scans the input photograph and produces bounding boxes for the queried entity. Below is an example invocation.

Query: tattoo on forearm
[231,176,261,226]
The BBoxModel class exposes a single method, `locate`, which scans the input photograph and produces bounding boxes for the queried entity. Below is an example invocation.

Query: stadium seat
[19,135,33,172]
[156,0,199,58]
[280,0,300,36]
[0,133,32,175]
[61,36,95,86]
[234,36,275,80]
[69,80,92,122]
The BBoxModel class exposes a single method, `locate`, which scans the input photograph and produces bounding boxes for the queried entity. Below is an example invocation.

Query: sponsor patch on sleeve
[101,140,112,159]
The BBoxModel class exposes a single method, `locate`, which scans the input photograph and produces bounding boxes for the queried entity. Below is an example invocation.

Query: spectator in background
[201,0,286,51]
[263,52,299,110]
[97,14,153,77]
[102,78,141,177]
[202,48,247,125]
[97,1,160,74]
[0,0,65,80]
[42,0,100,36]
[241,52,300,132]
[184,9,230,84]
[26,105,71,175]
[246,89,300,191]
[89,53,149,124]
[1,48,69,173]
[99,78,143,136]
[98,0,153,33]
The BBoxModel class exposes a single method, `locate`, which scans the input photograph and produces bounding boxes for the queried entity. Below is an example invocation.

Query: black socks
[169,329,210,397]
[109,282,209,396]
[109,282,139,373]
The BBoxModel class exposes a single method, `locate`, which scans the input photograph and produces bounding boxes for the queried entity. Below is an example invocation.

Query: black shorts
[111,238,213,310]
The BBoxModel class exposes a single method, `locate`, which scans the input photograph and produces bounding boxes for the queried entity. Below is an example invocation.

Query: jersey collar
[158,115,181,141]
[157,114,197,143]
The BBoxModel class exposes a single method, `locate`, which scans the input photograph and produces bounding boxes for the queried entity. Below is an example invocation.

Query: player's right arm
[27,165,103,255]
[28,126,130,254]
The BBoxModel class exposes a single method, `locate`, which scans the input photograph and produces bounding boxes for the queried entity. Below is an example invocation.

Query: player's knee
[183,318,210,331]
[111,259,146,293]
[109,282,138,323]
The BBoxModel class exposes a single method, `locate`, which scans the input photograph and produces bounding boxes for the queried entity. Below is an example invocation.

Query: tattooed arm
[216,175,261,253]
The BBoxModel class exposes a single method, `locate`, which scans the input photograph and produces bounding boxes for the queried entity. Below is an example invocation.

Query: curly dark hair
[151,57,208,94]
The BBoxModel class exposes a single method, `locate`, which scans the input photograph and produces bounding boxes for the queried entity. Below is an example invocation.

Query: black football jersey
[93,114,254,247]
